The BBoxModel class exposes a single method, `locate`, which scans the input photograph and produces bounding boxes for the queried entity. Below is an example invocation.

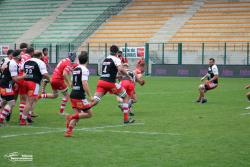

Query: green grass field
[0,76,250,167]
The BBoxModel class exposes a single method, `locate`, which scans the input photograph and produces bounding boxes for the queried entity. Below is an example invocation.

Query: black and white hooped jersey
[70,65,89,99]
[207,64,219,83]
[0,59,18,88]
[23,58,48,84]
[100,55,121,83]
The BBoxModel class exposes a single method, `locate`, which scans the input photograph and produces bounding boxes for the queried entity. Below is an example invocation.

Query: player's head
[33,50,43,59]
[26,47,34,56]
[209,58,215,66]
[42,48,48,55]
[7,49,14,59]
[19,43,28,51]
[68,52,77,63]
[78,51,88,65]
[117,51,123,57]
[110,45,119,56]
[12,50,21,60]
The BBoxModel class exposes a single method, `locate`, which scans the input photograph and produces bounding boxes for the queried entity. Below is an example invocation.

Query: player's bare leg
[65,108,92,137]
[197,84,207,103]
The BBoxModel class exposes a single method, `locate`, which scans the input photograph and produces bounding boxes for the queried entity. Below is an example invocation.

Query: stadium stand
[32,0,125,43]
[0,0,65,43]
[85,0,193,47]
[169,0,250,43]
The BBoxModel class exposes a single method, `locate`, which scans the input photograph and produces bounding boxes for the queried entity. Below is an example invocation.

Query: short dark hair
[78,51,88,64]
[209,58,215,62]
[110,45,119,55]
[12,50,21,57]
[26,47,34,54]
[33,51,42,58]
[19,43,28,49]
[42,48,48,53]
[7,49,14,56]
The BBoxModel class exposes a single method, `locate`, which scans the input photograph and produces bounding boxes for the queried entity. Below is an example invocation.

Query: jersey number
[103,65,107,73]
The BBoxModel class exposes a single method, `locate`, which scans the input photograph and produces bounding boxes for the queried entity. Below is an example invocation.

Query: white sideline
[0,122,181,138]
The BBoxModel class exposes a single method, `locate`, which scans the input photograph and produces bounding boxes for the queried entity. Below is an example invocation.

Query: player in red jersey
[39,52,77,115]
[15,47,35,122]
[91,45,134,124]
[20,51,50,125]
[0,50,27,125]
[64,52,93,137]
[134,57,145,79]
[117,63,145,116]
[117,51,128,64]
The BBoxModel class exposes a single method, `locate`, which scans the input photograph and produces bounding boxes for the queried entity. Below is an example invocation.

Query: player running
[0,50,27,125]
[20,51,50,125]
[64,51,93,137]
[91,45,134,124]
[39,52,77,115]
[197,58,219,104]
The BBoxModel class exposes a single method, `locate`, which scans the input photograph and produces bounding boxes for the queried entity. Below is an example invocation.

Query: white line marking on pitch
[240,112,250,115]
[0,122,181,138]
[0,123,144,138]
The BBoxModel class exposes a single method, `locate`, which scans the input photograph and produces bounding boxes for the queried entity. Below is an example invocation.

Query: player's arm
[117,65,131,79]
[63,68,71,88]
[135,73,145,86]
[201,73,209,81]
[82,80,92,101]
[81,70,92,101]
[209,74,218,83]
[39,61,50,82]
[9,63,26,82]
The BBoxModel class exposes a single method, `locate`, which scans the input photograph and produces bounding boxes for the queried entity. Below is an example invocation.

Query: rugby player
[20,51,50,125]
[197,58,219,103]
[39,52,77,115]
[0,50,27,124]
[91,45,134,124]
[64,51,93,137]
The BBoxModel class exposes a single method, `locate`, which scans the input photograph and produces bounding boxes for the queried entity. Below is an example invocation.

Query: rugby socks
[0,105,11,120]
[39,94,48,99]
[122,103,129,122]
[60,97,68,113]
[19,102,26,120]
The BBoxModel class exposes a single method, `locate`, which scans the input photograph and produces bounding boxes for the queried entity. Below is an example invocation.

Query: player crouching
[197,58,219,104]
[64,51,93,137]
